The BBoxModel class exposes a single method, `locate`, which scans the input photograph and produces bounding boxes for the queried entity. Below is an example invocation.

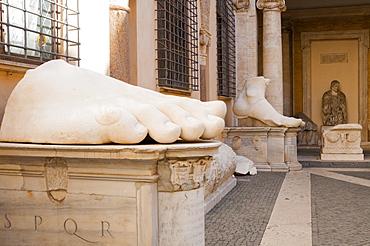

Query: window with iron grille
[156,0,198,91]
[0,0,80,65]
[217,0,236,97]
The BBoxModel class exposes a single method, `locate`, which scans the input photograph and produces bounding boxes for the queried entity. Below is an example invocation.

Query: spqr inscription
[3,213,115,243]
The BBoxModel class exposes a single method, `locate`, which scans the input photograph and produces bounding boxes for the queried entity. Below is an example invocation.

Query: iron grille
[217,0,236,97]
[156,0,198,91]
[0,0,80,65]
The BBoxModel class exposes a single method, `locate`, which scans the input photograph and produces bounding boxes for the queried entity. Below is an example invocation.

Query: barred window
[0,0,80,65]
[217,0,236,97]
[156,0,198,91]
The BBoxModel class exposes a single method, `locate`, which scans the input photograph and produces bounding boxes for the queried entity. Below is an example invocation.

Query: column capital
[257,0,286,12]
[199,29,211,65]
[233,0,250,12]
[110,0,130,12]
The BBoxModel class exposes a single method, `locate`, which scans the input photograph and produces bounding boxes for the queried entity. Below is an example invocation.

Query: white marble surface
[204,143,237,198]
[233,77,303,127]
[235,156,257,175]
[158,189,205,246]
[0,60,226,144]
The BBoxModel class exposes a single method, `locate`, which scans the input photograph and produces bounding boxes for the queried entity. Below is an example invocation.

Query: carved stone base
[0,141,221,246]
[321,153,364,161]
[321,124,364,161]
[223,127,302,172]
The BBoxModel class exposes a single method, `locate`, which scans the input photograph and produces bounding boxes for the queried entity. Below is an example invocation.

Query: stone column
[284,127,302,171]
[234,0,258,96]
[234,0,263,127]
[257,0,286,114]
[282,21,293,116]
[199,0,211,101]
[109,0,130,82]
[268,127,289,172]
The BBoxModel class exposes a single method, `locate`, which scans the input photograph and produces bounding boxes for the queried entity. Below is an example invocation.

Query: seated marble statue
[322,80,347,126]
[0,60,226,144]
[233,76,303,127]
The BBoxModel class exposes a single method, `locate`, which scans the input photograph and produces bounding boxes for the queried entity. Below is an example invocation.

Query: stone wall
[284,11,370,115]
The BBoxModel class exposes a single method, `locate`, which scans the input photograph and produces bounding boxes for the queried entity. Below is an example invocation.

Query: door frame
[301,30,369,141]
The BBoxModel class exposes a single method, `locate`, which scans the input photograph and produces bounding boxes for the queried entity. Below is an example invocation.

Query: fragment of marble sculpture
[322,80,347,126]
[233,76,303,127]
[204,143,237,198]
[235,156,257,176]
[0,60,226,144]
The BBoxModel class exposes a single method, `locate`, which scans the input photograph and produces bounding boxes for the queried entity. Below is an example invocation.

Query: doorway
[301,30,369,141]
[310,39,358,127]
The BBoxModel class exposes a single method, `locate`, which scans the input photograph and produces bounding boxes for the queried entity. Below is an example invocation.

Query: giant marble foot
[233,76,303,127]
[0,60,226,144]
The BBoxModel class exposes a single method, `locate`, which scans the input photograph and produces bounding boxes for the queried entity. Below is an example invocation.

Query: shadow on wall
[0,71,25,125]
[294,112,320,146]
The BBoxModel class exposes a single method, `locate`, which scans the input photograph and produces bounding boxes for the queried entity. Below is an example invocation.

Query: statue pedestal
[321,124,364,161]
[0,141,221,245]
[285,128,303,171]
[268,127,289,172]
[223,127,302,172]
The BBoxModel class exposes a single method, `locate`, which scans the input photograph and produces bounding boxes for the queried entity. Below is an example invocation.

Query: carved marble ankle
[233,76,303,128]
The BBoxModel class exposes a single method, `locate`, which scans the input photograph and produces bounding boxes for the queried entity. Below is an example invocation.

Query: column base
[286,161,303,171]
[255,163,272,172]
[269,162,290,172]
[321,153,364,161]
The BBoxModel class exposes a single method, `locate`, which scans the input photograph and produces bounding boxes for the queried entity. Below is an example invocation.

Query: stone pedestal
[321,124,364,161]
[268,127,289,172]
[223,127,270,171]
[285,127,302,171]
[0,141,221,245]
[223,127,302,172]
